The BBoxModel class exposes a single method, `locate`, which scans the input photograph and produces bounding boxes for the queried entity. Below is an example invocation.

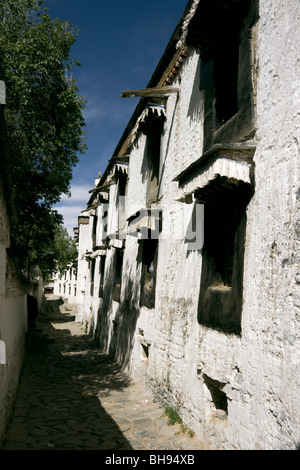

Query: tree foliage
[0,0,86,276]
[53,225,78,276]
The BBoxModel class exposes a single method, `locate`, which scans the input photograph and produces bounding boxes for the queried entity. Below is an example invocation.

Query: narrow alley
[0,297,208,451]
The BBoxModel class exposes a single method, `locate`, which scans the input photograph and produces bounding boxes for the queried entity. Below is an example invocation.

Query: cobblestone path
[0,299,209,451]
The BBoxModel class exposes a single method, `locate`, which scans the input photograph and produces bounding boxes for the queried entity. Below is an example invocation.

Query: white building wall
[121,49,208,432]
[106,182,119,238]
[127,135,149,217]
[0,176,28,444]
[76,217,90,322]
[79,0,300,450]
[53,265,77,305]
[231,0,300,449]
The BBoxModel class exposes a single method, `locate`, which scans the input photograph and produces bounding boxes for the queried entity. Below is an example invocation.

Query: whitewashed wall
[78,0,300,450]
[0,177,28,444]
[76,214,90,322]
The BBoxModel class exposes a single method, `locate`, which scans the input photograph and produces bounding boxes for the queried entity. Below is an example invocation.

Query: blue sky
[44,0,188,234]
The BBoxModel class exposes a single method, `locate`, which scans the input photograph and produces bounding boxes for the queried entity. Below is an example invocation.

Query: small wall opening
[203,374,228,419]
[98,254,106,298]
[141,114,164,207]
[141,343,149,359]
[118,173,127,234]
[92,214,98,248]
[90,259,96,297]
[140,235,158,309]
[112,248,124,302]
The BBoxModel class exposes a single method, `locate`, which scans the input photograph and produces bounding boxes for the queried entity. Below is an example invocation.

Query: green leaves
[0,0,87,276]
[53,225,78,276]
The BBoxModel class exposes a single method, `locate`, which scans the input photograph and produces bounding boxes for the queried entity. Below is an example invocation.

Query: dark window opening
[92,215,98,248]
[102,208,108,241]
[197,177,253,335]
[140,236,158,309]
[142,116,164,206]
[99,255,106,298]
[112,248,124,302]
[187,0,257,147]
[118,173,127,234]
[213,29,240,124]
[118,173,126,198]
[90,259,96,297]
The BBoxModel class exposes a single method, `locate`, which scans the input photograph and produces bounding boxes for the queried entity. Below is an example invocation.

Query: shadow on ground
[1,297,134,450]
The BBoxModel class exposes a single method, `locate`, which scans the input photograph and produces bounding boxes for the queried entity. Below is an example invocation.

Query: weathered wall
[52,265,78,306]
[0,174,28,444]
[119,0,300,449]
[76,214,91,322]
[231,0,300,449]
[79,0,300,450]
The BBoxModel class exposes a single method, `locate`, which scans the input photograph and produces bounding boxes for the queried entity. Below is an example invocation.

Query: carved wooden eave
[117,44,189,158]
[117,103,167,156]
[109,238,126,249]
[90,248,107,258]
[174,143,256,202]
[86,160,128,209]
[159,45,190,87]
[127,208,162,236]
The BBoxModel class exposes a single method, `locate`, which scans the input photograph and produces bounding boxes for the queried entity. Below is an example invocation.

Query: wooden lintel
[121,85,180,98]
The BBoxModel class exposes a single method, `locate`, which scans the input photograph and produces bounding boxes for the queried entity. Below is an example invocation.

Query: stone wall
[0,169,28,444]
[76,0,300,449]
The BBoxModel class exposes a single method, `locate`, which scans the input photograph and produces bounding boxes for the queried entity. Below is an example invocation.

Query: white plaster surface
[75,0,300,450]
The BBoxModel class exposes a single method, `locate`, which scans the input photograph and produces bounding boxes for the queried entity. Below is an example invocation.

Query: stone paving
[0,298,209,451]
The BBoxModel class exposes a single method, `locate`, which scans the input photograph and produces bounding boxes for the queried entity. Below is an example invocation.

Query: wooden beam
[120,85,180,98]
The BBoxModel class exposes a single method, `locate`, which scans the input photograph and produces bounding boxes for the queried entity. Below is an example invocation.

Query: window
[141,112,164,207]
[90,259,96,296]
[213,28,239,124]
[187,0,258,148]
[99,255,106,298]
[112,248,124,302]
[118,173,127,235]
[102,207,109,241]
[197,177,253,335]
[140,236,158,309]
[92,214,98,248]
